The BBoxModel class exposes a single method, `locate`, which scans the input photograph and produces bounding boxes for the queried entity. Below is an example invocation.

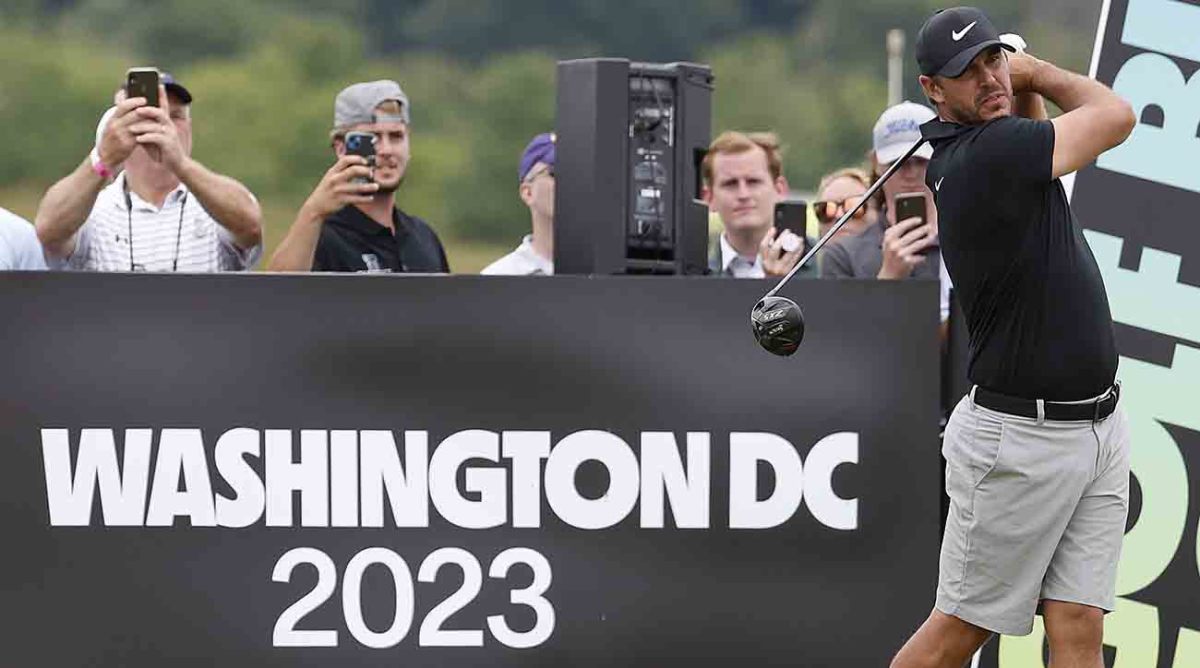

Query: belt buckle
[1096,383,1120,421]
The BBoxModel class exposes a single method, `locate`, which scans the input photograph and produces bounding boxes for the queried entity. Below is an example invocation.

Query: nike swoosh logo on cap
[952,21,978,41]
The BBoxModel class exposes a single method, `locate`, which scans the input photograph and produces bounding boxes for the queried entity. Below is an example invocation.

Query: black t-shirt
[921,115,1116,400]
[313,205,449,273]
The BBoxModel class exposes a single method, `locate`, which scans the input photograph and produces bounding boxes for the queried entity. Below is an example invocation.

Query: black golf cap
[916,7,1014,78]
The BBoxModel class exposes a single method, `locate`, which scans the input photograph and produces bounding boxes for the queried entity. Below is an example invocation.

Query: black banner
[0,274,940,666]
[980,0,1200,666]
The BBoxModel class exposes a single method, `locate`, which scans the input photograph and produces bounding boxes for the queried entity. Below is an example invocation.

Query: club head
[751,296,805,357]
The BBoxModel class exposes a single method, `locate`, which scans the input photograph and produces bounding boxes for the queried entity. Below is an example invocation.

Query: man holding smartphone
[821,101,952,322]
[701,130,815,279]
[269,80,448,273]
[890,8,1134,667]
[35,70,263,272]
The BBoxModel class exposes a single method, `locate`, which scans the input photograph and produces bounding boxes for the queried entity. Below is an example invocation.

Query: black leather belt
[974,384,1120,422]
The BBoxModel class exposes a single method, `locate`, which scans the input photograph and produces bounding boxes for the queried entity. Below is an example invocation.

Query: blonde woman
[812,167,874,239]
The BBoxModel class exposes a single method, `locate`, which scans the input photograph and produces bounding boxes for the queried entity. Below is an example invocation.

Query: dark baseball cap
[916,7,1014,78]
[161,72,192,104]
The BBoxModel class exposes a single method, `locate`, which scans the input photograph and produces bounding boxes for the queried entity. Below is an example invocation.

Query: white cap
[95,105,117,148]
[872,101,936,164]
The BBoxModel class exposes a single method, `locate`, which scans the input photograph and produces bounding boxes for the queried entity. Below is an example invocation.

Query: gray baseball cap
[333,80,410,131]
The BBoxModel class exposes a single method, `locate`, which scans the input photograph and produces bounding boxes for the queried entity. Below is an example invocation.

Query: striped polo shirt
[64,173,261,272]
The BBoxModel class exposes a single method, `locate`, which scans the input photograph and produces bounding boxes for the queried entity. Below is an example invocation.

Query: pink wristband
[90,148,113,181]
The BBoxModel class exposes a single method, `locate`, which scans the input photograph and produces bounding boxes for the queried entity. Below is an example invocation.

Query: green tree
[705,35,886,192]
[390,0,766,62]
[0,28,126,184]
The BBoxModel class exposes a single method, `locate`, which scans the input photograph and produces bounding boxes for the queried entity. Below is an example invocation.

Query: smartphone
[344,131,377,183]
[894,192,936,254]
[894,192,926,224]
[125,67,159,107]
[774,200,808,238]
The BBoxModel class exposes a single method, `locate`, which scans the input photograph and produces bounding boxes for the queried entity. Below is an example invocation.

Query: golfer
[890,8,1135,668]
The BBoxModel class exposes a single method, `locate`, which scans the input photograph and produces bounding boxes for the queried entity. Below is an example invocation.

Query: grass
[1,184,511,275]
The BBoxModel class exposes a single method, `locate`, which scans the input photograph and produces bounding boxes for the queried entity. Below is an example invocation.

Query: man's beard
[945,96,987,125]
[947,90,1010,125]
[374,172,404,195]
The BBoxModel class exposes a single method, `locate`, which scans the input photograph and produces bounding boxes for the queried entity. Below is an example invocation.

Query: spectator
[269,80,448,273]
[821,101,952,322]
[482,133,555,275]
[35,72,262,272]
[813,167,873,239]
[0,207,46,270]
[702,131,815,278]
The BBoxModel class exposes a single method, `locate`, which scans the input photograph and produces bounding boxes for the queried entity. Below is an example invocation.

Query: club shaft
[764,139,928,298]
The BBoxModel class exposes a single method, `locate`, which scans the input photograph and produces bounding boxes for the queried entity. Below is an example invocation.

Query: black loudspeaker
[554,59,714,275]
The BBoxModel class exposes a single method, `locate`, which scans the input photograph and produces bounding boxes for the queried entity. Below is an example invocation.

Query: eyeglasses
[813,195,867,224]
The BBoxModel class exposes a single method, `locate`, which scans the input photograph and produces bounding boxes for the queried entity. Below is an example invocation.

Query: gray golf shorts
[935,389,1131,636]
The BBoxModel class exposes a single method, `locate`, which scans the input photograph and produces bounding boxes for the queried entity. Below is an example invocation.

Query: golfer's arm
[35,158,105,260]
[1014,92,1048,121]
[1029,59,1135,178]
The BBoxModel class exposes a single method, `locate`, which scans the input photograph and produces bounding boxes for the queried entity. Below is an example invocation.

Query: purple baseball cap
[519,133,556,182]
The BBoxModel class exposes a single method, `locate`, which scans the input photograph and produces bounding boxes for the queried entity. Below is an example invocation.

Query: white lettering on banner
[273,546,556,649]
[330,430,358,528]
[42,428,152,526]
[429,430,507,530]
[266,430,329,527]
[417,547,484,647]
[1097,52,1200,195]
[729,433,804,529]
[146,429,216,527]
[639,432,711,529]
[214,428,265,528]
[802,432,860,531]
[502,432,550,528]
[728,432,859,530]
[40,428,861,531]
[544,430,641,530]
[360,430,428,528]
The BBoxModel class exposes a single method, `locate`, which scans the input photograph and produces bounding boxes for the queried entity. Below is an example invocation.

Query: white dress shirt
[481,235,554,276]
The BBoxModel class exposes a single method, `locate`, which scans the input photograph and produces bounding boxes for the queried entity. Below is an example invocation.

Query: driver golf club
[751,138,930,356]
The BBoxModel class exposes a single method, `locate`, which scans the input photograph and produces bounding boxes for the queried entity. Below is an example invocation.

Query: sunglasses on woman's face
[813,195,867,224]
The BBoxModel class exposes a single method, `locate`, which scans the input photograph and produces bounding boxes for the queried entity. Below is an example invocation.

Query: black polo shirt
[920,115,1116,400]
[313,205,449,273]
